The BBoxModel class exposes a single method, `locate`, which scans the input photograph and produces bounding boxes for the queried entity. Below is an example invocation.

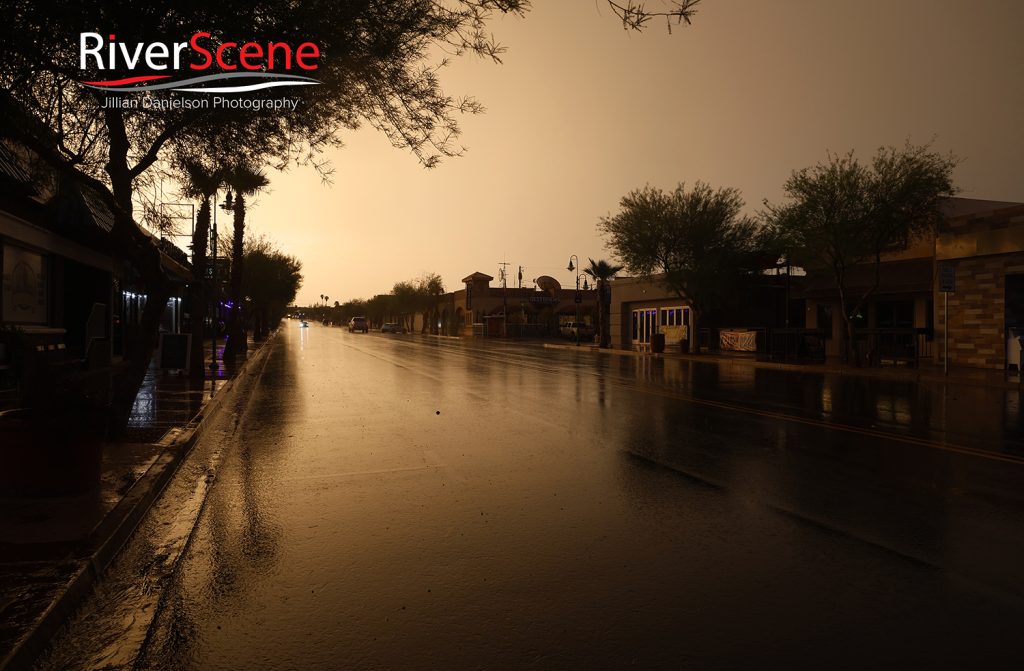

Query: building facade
[608,275,694,351]
[797,197,1024,371]
[1,137,189,407]
[935,199,1024,371]
[434,271,598,338]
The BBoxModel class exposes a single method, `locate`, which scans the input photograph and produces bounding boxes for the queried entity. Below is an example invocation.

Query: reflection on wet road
[65,324,1024,668]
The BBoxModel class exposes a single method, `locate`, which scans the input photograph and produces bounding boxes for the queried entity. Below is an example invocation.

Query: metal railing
[852,328,931,368]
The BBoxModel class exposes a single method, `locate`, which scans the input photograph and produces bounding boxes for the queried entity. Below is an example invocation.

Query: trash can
[651,332,666,353]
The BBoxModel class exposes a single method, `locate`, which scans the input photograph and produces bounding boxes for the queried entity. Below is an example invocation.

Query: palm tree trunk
[224,193,247,363]
[188,197,211,380]
[599,281,612,348]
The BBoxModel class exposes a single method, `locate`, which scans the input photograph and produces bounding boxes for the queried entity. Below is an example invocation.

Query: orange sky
[234,0,1024,306]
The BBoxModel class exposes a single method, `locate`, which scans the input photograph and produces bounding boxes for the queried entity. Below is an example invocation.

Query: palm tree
[583,258,624,348]
[222,163,270,363]
[179,159,224,379]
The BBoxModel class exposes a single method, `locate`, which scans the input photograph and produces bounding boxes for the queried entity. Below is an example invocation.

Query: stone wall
[936,203,1024,370]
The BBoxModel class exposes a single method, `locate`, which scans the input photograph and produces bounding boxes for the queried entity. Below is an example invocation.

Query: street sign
[939,264,956,293]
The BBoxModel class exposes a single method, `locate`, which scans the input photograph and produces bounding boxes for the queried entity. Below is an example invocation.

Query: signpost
[939,263,956,374]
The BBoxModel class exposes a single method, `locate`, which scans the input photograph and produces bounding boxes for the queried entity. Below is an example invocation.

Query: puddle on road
[32,447,223,671]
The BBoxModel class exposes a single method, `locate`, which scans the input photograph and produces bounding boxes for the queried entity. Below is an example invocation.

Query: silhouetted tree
[419,274,446,334]
[366,295,393,328]
[608,0,701,31]
[242,237,303,340]
[765,142,958,363]
[600,182,768,352]
[583,258,623,348]
[223,164,269,363]
[392,281,420,331]
[178,159,224,379]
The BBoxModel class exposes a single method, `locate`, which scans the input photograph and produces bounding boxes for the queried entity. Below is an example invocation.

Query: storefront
[610,275,693,351]
[629,305,690,347]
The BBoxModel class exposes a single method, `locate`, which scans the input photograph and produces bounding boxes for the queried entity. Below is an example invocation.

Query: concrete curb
[415,333,462,341]
[0,333,277,671]
[541,342,1022,390]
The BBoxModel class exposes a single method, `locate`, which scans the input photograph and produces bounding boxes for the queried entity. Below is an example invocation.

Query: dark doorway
[1006,275,1024,326]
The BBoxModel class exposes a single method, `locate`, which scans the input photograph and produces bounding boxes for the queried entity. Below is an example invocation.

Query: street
[41,323,1024,669]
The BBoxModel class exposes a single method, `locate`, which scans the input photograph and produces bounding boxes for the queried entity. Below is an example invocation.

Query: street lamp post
[568,255,580,347]
[209,190,233,371]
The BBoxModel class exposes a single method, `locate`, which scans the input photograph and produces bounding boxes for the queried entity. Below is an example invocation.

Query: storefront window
[2,244,48,324]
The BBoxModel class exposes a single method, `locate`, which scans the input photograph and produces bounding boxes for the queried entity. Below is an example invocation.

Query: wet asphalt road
[71,324,1024,668]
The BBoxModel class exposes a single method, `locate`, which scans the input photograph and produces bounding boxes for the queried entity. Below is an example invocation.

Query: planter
[0,408,105,496]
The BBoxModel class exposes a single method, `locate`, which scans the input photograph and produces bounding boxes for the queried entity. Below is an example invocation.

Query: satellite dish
[535,276,561,294]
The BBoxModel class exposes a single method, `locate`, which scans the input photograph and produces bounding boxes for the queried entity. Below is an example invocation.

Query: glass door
[632,309,659,345]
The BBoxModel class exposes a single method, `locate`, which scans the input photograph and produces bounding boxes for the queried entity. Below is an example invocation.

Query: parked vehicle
[559,322,595,340]
[380,323,406,334]
[348,317,369,333]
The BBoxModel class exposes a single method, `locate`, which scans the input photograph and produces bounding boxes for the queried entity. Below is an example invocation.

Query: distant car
[380,323,406,334]
[560,322,595,340]
[348,317,369,333]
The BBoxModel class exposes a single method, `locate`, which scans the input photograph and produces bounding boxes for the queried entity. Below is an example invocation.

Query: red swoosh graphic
[80,75,171,86]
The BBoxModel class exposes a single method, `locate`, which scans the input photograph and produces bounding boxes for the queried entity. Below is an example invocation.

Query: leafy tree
[418,273,446,334]
[583,258,623,348]
[599,182,767,352]
[242,236,303,340]
[765,143,957,363]
[337,299,368,325]
[366,294,394,328]
[392,280,421,331]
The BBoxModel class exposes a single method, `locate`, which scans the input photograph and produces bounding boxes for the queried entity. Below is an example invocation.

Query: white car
[560,322,595,340]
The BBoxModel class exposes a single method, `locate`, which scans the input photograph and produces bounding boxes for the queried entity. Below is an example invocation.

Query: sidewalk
[0,334,269,671]
[541,341,1023,390]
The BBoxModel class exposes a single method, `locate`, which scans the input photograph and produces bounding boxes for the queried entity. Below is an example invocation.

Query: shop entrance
[631,309,658,345]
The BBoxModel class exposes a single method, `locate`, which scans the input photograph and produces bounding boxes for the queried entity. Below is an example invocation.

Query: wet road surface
[43,323,1024,669]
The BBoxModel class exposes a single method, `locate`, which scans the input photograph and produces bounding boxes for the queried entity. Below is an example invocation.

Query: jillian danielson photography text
[99,95,301,111]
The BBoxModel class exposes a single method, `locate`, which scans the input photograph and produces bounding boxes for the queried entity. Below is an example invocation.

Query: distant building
[432,271,598,338]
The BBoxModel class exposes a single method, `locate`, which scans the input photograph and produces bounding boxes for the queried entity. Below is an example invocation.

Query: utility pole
[518,265,524,289]
[498,261,510,338]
